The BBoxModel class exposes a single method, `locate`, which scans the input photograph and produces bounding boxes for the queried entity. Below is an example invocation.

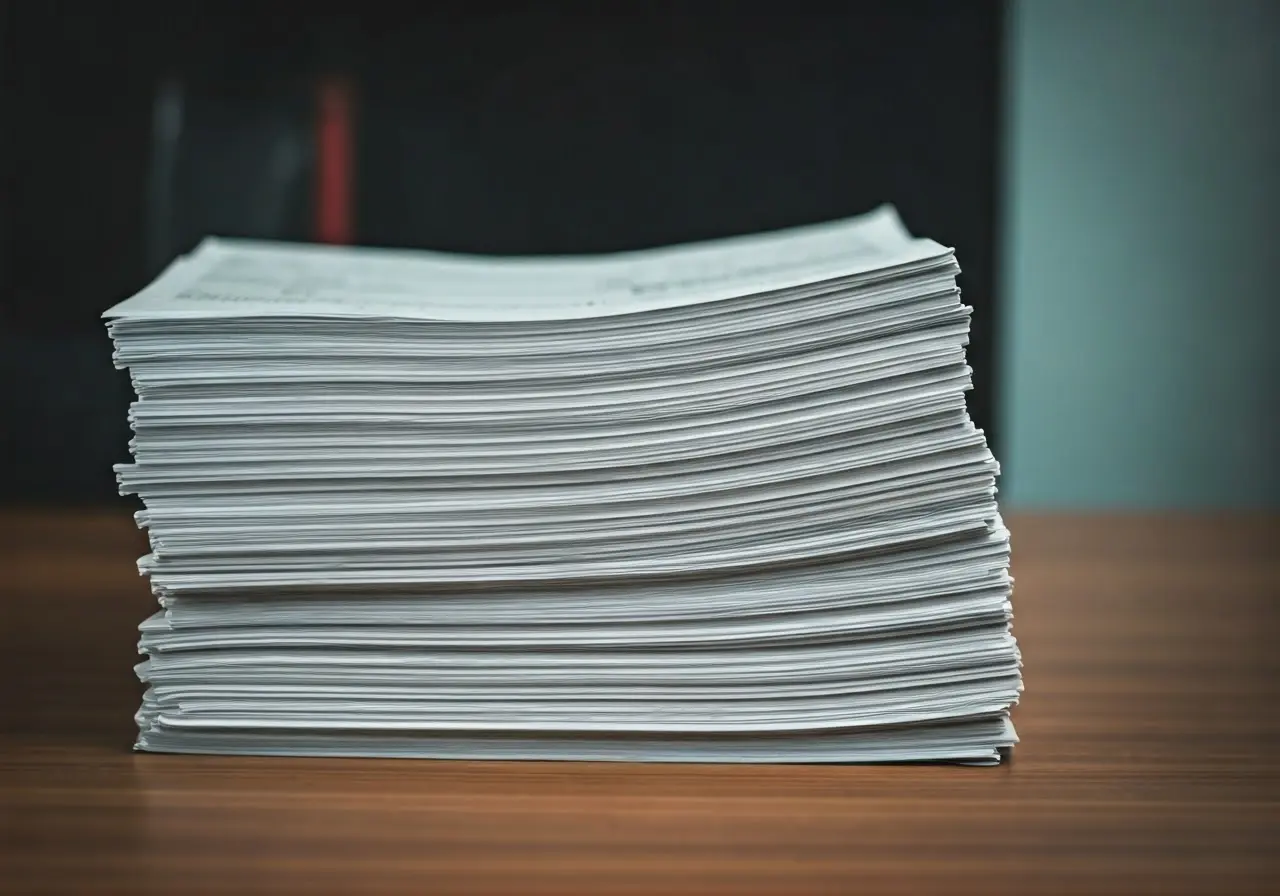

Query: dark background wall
[0,1,1005,504]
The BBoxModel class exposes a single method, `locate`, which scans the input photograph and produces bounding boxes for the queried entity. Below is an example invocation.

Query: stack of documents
[105,205,1020,763]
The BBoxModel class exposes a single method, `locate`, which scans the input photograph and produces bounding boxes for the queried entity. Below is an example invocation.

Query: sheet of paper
[104,205,954,322]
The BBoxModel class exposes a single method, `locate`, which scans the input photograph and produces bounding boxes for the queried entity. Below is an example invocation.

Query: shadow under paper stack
[105,205,1020,762]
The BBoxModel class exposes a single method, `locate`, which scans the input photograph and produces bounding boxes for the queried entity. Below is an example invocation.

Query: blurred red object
[315,77,354,245]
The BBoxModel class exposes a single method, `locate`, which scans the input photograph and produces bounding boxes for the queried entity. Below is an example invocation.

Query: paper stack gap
[105,205,1020,763]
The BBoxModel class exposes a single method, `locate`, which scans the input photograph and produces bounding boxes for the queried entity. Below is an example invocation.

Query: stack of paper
[105,205,1020,763]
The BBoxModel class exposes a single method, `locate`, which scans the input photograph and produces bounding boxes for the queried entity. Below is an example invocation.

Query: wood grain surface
[1,511,1277,895]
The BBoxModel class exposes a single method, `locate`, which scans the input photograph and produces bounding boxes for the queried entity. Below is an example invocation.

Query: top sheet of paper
[103,205,952,323]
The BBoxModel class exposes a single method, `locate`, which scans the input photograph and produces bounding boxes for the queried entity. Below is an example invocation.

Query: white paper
[104,204,1019,763]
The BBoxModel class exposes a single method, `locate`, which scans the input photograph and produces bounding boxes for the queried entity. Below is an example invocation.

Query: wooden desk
[1,512,1276,894]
